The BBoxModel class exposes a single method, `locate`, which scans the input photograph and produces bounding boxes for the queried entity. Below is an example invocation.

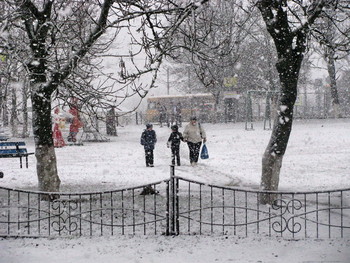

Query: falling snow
[0,119,349,262]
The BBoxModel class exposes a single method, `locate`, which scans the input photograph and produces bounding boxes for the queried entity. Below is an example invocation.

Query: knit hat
[171,125,178,131]
[146,123,153,129]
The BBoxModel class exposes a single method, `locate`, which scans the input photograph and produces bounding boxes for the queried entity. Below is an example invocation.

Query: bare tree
[0,2,32,137]
[312,3,350,117]
[0,0,208,195]
[256,0,350,204]
[169,0,250,107]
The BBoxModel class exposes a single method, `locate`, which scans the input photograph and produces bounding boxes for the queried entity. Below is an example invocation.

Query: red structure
[52,108,66,147]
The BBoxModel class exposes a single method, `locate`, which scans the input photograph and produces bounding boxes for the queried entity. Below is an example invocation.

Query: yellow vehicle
[145,93,216,124]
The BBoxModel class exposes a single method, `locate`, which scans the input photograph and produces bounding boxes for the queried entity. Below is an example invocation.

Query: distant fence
[244,90,350,129]
[0,167,349,239]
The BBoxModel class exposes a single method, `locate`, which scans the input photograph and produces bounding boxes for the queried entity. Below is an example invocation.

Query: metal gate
[1,166,349,238]
[170,174,350,239]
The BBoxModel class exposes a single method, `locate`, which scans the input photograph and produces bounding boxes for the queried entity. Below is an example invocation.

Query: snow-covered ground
[1,118,350,262]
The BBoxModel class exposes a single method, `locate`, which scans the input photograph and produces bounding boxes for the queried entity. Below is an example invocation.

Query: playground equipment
[245,89,350,130]
[245,90,279,131]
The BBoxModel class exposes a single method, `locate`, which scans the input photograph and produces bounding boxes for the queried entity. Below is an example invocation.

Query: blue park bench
[0,135,10,141]
[0,141,34,168]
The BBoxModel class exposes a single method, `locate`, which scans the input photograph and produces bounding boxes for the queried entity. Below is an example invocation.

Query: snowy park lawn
[1,118,350,262]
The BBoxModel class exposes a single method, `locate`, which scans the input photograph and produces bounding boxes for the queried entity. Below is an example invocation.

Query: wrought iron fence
[0,181,169,237]
[172,176,350,239]
[0,166,349,238]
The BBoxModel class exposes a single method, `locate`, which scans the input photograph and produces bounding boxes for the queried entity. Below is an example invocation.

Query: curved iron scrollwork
[271,199,303,234]
[51,200,79,233]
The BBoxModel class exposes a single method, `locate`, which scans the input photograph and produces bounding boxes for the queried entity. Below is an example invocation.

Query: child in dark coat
[140,123,157,167]
[167,125,184,166]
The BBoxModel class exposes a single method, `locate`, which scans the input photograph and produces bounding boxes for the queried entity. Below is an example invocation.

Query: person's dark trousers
[187,141,202,163]
[176,116,182,127]
[171,146,181,165]
[145,150,154,166]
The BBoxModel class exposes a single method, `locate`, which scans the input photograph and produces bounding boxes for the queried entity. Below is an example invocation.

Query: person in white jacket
[183,116,206,166]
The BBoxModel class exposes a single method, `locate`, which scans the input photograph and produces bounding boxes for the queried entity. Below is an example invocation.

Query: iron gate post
[166,165,179,235]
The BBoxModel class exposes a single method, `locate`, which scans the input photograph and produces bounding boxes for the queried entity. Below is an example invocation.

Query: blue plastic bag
[200,144,209,159]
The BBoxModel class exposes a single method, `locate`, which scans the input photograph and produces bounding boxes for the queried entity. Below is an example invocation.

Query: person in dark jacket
[140,123,157,167]
[167,125,184,166]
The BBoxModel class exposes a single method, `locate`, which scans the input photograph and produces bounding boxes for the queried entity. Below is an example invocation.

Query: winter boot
[140,186,158,195]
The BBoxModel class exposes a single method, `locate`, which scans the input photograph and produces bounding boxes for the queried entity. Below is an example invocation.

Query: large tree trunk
[260,87,296,204]
[31,91,60,194]
[17,0,114,194]
[261,148,283,204]
[255,0,327,204]
[259,37,301,204]
[36,144,60,192]
[259,44,301,205]
[21,0,60,194]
